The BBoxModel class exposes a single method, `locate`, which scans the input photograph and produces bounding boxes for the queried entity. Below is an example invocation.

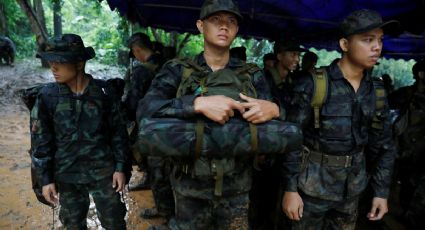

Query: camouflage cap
[127,32,153,58]
[340,9,401,37]
[200,0,243,21]
[36,34,95,63]
[274,38,308,54]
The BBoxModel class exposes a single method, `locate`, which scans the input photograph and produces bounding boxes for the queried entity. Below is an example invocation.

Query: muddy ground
[0,60,164,229]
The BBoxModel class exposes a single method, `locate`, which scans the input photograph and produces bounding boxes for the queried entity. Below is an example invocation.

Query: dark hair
[127,32,153,51]
[412,60,425,78]
[230,46,246,61]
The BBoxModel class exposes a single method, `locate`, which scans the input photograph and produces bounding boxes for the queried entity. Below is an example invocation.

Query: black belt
[308,150,356,168]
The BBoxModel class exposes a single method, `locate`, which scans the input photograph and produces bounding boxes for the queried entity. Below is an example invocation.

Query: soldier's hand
[282,191,304,221]
[367,197,388,221]
[194,95,245,124]
[112,172,126,192]
[42,183,59,207]
[240,93,280,123]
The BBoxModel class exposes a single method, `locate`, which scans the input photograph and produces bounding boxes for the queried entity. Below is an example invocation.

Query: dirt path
[0,60,164,229]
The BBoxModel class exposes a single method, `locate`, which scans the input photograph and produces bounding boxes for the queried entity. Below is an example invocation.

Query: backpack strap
[310,68,328,129]
[371,79,386,130]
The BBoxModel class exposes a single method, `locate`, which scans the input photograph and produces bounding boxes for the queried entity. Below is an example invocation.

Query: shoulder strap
[371,79,386,129]
[175,58,207,97]
[310,68,328,128]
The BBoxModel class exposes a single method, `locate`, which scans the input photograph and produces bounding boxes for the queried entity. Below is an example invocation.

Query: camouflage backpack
[310,68,386,129]
[173,58,261,160]
[20,79,131,206]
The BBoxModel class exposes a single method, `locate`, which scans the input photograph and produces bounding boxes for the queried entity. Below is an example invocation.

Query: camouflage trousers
[149,156,175,217]
[249,158,290,230]
[404,176,425,229]
[57,177,127,230]
[292,193,359,230]
[168,191,249,230]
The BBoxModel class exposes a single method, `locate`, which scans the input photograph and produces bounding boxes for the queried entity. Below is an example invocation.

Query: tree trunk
[16,0,49,67]
[0,1,7,36]
[53,0,62,38]
[33,0,48,36]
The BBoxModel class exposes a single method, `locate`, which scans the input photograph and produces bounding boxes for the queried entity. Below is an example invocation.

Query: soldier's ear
[196,20,204,34]
[339,38,349,52]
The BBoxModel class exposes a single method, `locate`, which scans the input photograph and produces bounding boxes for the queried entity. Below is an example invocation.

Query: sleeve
[252,69,286,120]
[109,95,131,172]
[136,61,198,120]
[367,92,397,198]
[30,94,56,186]
[283,73,315,192]
[124,67,154,121]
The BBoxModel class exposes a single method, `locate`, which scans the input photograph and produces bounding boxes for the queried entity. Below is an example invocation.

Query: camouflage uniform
[388,64,425,229]
[138,53,277,230]
[31,34,128,229]
[0,36,16,65]
[286,59,397,229]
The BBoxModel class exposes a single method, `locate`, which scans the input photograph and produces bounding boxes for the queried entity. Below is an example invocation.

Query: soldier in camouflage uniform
[0,35,16,66]
[388,59,425,229]
[137,0,284,229]
[283,10,398,229]
[249,39,307,230]
[123,32,175,223]
[31,34,128,229]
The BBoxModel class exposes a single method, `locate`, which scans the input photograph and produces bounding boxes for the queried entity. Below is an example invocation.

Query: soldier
[264,38,307,109]
[137,0,283,229]
[300,51,318,74]
[389,59,425,229]
[31,34,128,229]
[283,10,398,229]
[0,35,16,66]
[248,38,306,230]
[263,53,277,71]
[123,32,174,224]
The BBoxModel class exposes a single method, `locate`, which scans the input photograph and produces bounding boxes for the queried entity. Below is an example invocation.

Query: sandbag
[135,118,302,158]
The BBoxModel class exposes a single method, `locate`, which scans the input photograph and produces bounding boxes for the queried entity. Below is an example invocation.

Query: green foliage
[2,0,37,58]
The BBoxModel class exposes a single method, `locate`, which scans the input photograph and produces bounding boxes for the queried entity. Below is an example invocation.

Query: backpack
[20,78,131,206]
[174,57,261,165]
[310,68,386,130]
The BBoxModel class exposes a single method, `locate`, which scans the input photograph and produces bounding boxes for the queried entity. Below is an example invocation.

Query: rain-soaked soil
[0,60,164,229]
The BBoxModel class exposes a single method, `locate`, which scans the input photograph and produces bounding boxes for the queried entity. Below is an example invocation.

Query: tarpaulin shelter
[101,0,425,60]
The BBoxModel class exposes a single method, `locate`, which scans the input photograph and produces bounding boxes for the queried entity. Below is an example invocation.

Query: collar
[194,51,245,71]
[328,59,372,82]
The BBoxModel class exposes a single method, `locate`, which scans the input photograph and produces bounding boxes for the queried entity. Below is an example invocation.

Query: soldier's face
[277,51,300,72]
[197,12,239,49]
[340,28,384,69]
[131,45,146,62]
[48,61,79,84]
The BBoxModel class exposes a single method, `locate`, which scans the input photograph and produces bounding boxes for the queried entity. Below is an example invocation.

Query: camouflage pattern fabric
[138,52,295,228]
[291,193,359,230]
[168,191,249,230]
[149,156,175,217]
[264,66,296,110]
[30,75,129,186]
[58,177,126,230]
[404,176,425,229]
[136,117,302,157]
[0,36,15,65]
[286,59,396,227]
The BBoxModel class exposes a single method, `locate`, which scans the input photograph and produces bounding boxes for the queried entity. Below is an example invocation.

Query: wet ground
[0,60,164,229]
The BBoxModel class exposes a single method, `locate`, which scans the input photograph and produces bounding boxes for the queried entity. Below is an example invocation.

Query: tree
[52,0,62,38]
[0,1,7,35]
[16,0,49,67]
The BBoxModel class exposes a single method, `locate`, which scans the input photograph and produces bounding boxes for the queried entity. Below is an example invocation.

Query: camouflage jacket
[264,66,296,113]
[138,52,278,198]
[123,53,163,122]
[286,59,396,200]
[31,75,129,186]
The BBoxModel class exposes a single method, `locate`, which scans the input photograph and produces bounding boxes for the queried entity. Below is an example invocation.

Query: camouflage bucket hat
[36,34,95,62]
[340,9,401,37]
[200,0,243,21]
